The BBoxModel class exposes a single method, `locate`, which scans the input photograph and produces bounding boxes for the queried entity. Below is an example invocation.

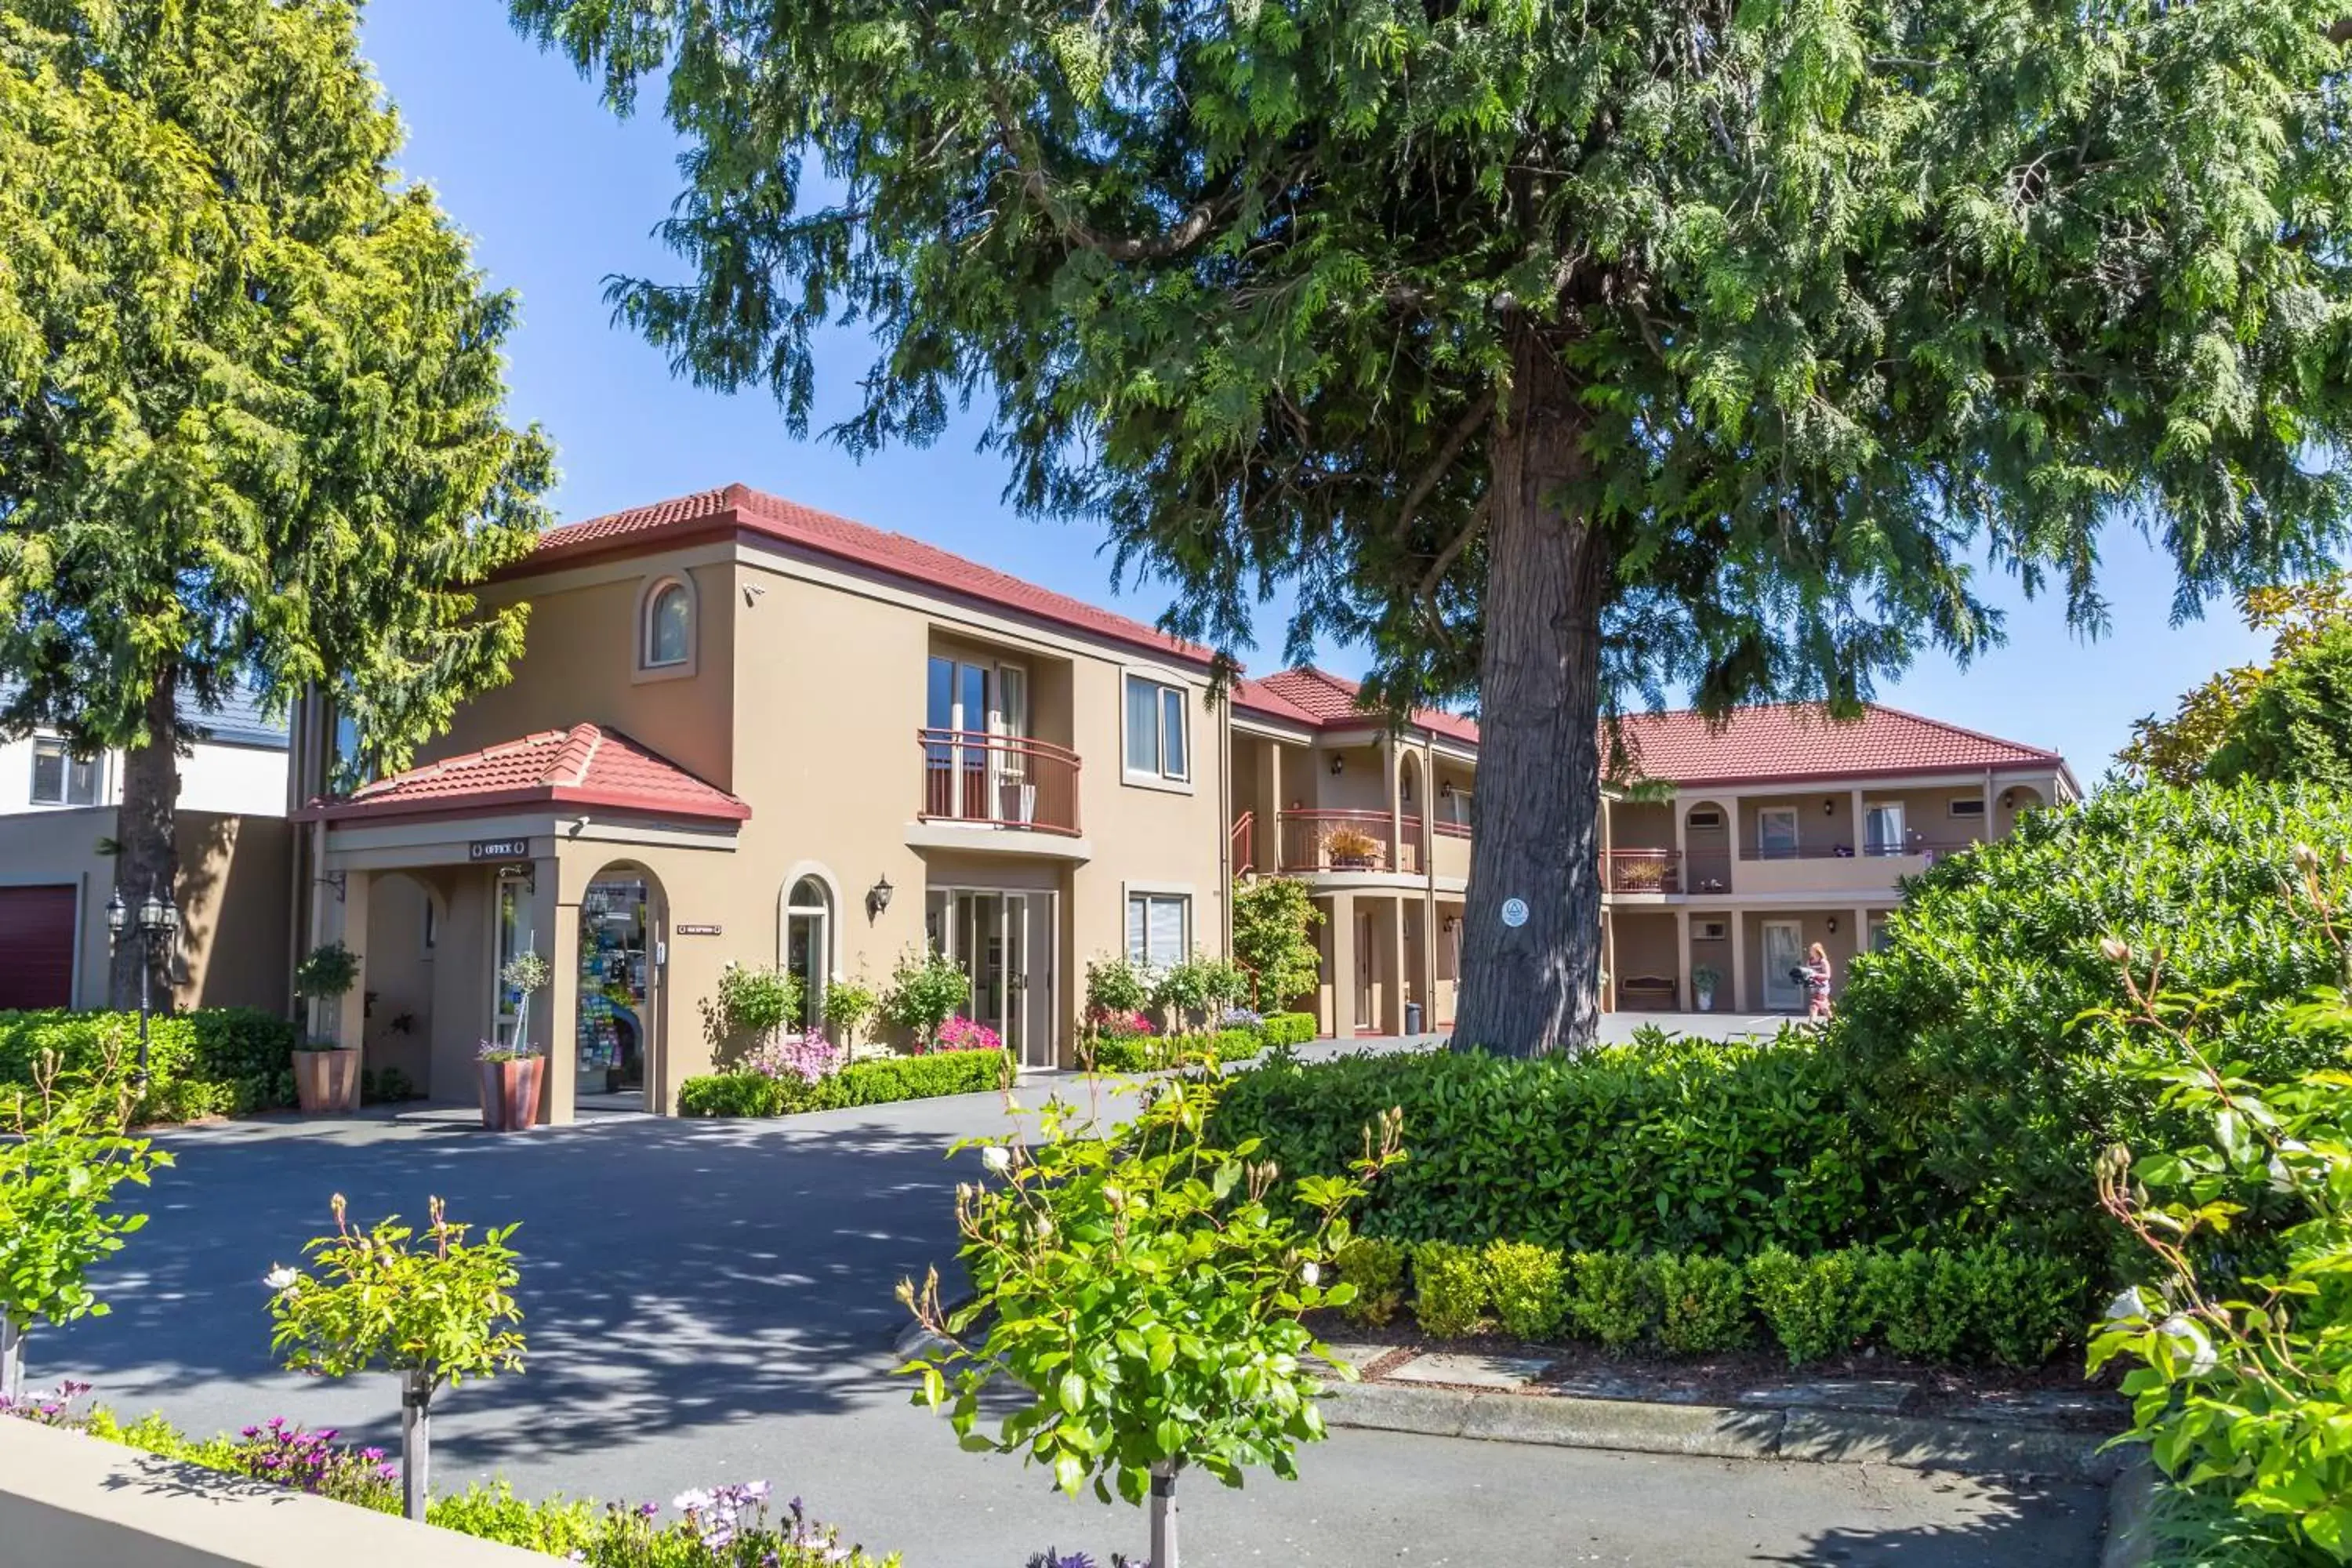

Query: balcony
[917,730,1082,836]
[1277,810,1422,875]
[1602,849,1682,895]
[1730,833,1983,895]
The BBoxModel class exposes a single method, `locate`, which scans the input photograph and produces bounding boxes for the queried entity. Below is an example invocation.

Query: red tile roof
[299,725,750,825]
[1611,703,2065,787]
[517,483,1216,667]
[1234,667,1483,745]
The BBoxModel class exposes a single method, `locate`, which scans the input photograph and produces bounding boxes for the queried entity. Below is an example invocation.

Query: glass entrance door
[1762,920,1805,1011]
[578,874,654,1097]
[929,888,1055,1069]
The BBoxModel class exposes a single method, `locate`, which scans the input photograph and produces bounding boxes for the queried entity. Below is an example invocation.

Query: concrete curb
[2099,1454,2158,1568]
[1322,1380,2126,1483]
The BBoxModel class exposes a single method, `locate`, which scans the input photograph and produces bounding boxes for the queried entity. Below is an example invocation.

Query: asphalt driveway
[45,1052,2104,1567]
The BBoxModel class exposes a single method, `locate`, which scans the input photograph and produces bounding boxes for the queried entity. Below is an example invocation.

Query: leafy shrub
[700,964,801,1063]
[1745,1247,1863,1367]
[1566,1253,1657,1350]
[1483,1240,1567,1341]
[881,949,970,1047]
[1857,1248,1974,1363]
[1081,1027,1265,1075]
[1260,1012,1317,1048]
[1211,1030,1874,1258]
[680,1049,1008,1117]
[1962,1244,2083,1370]
[1332,1236,1405,1327]
[822,978,880,1047]
[1149,954,1250,1027]
[1826,782,2352,1269]
[1083,956,1152,1018]
[1409,1240,1486,1338]
[2204,619,2352,788]
[1654,1254,1749,1354]
[1232,877,1325,1011]
[1084,1033,1150,1073]
[184,1009,299,1112]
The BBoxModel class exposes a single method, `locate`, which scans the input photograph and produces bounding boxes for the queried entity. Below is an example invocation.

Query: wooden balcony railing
[1231,810,1255,876]
[918,730,1081,836]
[1276,809,1423,874]
[1602,849,1682,894]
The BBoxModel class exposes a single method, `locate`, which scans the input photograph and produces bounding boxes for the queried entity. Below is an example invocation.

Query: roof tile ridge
[1857,700,2062,760]
[552,723,605,789]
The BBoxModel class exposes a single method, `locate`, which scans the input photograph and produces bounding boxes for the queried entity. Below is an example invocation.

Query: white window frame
[28,736,101,808]
[1863,800,1908,856]
[1684,807,1724,830]
[1124,887,1192,971]
[1121,670,1192,792]
[1947,797,1987,819]
[1693,918,1729,942]
[635,574,699,682]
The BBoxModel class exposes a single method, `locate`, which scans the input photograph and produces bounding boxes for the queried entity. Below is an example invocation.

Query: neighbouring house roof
[297,724,749,826]
[0,679,289,750]
[1612,703,2070,789]
[1233,667,1483,746]
[514,483,1218,669]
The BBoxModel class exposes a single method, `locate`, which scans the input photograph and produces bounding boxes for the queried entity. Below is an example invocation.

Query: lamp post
[104,887,180,1086]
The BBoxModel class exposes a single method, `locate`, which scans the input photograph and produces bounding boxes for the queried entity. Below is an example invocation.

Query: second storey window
[643,579,692,669]
[30,737,100,807]
[1124,674,1189,782]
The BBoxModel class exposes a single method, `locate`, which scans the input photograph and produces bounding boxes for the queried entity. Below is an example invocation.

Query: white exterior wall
[0,731,287,819]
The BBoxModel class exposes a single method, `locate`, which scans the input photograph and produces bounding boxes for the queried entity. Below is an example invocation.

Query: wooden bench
[1617,975,1679,1011]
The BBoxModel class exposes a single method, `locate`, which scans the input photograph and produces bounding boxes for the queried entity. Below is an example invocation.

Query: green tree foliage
[900,1058,1402,1567]
[2206,620,2352,788]
[508,0,2352,1056]
[2121,575,2352,785]
[0,1044,172,1403]
[1828,783,2352,1272]
[1231,878,1326,1014]
[0,0,554,1004]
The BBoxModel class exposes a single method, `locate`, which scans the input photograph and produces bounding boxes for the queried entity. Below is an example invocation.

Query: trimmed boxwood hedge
[679,1047,1010,1117]
[1085,1025,1269,1073]
[1259,1011,1316,1047]
[1213,1029,1882,1258]
[0,1007,298,1123]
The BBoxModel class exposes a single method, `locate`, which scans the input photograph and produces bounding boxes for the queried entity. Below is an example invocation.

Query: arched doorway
[1398,753,1425,873]
[782,873,835,1034]
[576,862,666,1109]
[361,870,443,1099]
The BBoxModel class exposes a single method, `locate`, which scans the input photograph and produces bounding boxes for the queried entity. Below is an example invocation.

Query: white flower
[1301,1261,1323,1287]
[263,1265,299,1294]
[2159,1314,2219,1377]
[981,1145,1013,1174]
[673,1489,713,1514]
[1034,1216,1054,1240]
[568,1553,586,1563]
[2103,1287,2147,1323]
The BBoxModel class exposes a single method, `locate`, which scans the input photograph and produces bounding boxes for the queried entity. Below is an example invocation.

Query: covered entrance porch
[294,724,750,1123]
[1305,887,1461,1040]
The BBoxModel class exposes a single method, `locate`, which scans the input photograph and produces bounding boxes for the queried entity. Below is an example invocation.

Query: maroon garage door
[0,885,78,1011]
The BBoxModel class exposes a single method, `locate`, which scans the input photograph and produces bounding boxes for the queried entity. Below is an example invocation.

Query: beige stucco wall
[0,806,289,1014]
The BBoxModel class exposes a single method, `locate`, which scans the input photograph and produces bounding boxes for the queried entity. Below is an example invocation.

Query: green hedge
[1825,782,2352,1267]
[1334,1237,2084,1370]
[0,1007,297,1122]
[1213,1029,1880,1258]
[680,1047,1010,1118]
[1260,1011,1317,1047]
[1085,1025,1268,1073]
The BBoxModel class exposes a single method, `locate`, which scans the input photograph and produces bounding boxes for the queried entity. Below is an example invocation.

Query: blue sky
[364,0,2282,782]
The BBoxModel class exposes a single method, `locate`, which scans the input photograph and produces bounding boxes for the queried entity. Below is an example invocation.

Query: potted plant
[1692,963,1722,1013]
[292,942,362,1114]
[481,952,551,1130]
[1323,823,1382,870]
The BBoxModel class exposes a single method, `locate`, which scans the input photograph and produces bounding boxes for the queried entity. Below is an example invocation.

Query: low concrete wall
[0,1417,544,1567]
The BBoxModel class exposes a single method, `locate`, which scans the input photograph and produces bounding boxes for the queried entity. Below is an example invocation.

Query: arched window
[785,876,833,1031]
[643,579,692,669]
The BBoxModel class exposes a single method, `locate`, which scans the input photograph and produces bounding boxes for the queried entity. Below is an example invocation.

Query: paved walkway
[48,1065,2103,1566]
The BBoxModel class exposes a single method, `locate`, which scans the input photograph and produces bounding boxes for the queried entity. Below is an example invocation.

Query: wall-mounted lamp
[1440,781,1454,799]
[1998,789,2016,810]
[866,874,895,920]
[1823,798,1837,816]
[1329,754,1345,777]
[1442,916,1461,934]
[312,871,348,903]
[1827,915,1839,934]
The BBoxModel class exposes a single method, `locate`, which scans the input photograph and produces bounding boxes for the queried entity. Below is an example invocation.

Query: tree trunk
[107,670,180,1012]
[1149,1461,1179,1568]
[1,1316,24,1406]
[1450,333,1610,1057]
[401,1370,432,1521]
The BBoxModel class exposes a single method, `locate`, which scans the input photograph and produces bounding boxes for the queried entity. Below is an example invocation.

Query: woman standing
[1801,942,1835,1020]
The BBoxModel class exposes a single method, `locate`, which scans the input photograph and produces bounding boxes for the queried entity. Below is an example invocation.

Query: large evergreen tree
[0,0,553,1007]
[510,0,2352,1053]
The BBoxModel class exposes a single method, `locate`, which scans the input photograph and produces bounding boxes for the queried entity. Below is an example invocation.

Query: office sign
[468,838,532,862]
[675,923,724,937]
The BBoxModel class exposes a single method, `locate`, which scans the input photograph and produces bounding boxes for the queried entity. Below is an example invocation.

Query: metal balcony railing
[917,730,1082,836]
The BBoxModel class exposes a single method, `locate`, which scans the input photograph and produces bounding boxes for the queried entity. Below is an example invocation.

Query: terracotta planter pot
[479,1056,546,1132]
[292,1047,361,1115]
